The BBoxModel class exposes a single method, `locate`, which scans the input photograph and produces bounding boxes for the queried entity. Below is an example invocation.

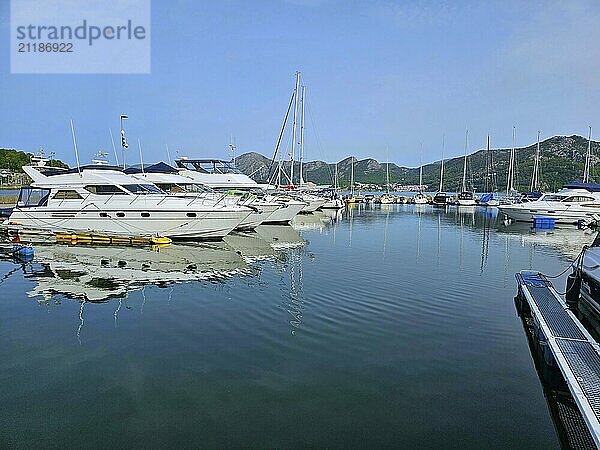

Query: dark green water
[1,205,595,448]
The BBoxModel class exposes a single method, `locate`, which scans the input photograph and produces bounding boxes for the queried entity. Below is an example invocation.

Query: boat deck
[516,271,600,447]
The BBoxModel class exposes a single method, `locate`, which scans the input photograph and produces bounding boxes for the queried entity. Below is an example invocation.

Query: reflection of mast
[416,209,422,262]
[348,204,354,247]
[480,215,491,274]
[437,213,441,263]
[382,207,389,256]
[114,298,122,327]
[77,300,86,345]
[459,211,464,270]
[287,247,304,334]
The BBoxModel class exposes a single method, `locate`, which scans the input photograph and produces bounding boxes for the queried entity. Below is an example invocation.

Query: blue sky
[1,0,599,167]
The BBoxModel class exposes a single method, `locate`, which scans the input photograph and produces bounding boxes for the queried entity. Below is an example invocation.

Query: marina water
[1,204,593,448]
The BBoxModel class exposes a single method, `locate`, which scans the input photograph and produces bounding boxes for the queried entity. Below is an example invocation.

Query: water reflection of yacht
[498,222,595,260]
[223,231,277,261]
[255,224,305,250]
[25,242,249,302]
[290,211,333,232]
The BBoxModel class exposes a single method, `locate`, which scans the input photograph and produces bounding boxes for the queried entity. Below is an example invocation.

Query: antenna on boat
[70,119,82,177]
[166,144,172,166]
[120,114,129,169]
[109,128,119,166]
[138,138,145,176]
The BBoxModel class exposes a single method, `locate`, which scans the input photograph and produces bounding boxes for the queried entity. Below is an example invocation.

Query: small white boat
[456,191,477,206]
[413,193,428,205]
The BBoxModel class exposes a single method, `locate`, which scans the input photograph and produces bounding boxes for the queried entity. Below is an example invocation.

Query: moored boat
[5,165,252,239]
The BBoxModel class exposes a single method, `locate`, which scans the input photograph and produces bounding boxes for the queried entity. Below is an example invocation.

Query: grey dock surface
[516,271,600,447]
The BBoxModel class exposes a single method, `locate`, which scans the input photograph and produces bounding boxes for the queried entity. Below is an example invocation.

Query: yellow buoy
[55,232,171,247]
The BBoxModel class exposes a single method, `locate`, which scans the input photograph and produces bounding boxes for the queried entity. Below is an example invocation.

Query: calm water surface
[1,205,595,448]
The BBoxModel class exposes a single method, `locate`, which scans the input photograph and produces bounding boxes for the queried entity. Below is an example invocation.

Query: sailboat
[432,135,448,206]
[503,126,521,203]
[413,144,428,204]
[379,147,395,204]
[478,135,499,206]
[521,131,543,202]
[456,129,476,206]
[321,163,345,209]
[345,156,359,204]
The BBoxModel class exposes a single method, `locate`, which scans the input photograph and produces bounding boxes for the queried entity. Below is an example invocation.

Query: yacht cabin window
[122,184,163,194]
[85,185,127,195]
[562,196,595,202]
[53,190,83,200]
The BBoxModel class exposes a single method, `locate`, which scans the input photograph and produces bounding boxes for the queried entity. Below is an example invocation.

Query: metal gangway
[516,271,600,447]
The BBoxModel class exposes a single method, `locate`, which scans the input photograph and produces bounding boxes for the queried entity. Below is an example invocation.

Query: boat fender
[566,270,581,306]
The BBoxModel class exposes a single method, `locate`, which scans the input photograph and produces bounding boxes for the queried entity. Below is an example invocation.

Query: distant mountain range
[235,135,600,192]
[2,135,598,192]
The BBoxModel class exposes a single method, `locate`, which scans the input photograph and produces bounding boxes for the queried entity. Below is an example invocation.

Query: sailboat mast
[462,130,468,192]
[439,134,445,192]
[531,131,541,191]
[290,71,301,186]
[419,143,423,193]
[485,135,490,193]
[584,126,592,183]
[350,157,355,197]
[334,163,338,191]
[507,126,515,195]
[299,85,306,187]
[385,145,390,194]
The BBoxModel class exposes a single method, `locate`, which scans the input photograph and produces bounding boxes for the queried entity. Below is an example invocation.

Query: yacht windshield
[122,184,164,194]
[17,187,50,207]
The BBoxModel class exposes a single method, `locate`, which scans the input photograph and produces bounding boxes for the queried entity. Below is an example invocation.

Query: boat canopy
[562,182,600,192]
[175,158,241,174]
[44,165,124,176]
[479,193,495,202]
[124,162,179,174]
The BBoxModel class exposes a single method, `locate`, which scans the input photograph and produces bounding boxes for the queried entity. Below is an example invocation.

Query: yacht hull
[236,204,280,230]
[6,208,251,239]
[263,201,305,224]
[498,203,598,224]
[320,198,344,209]
[301,198,327,213]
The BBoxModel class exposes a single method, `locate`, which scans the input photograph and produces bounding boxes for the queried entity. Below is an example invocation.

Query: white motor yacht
[175,158,306,224]
[126,163,280,230]
[4,165,252,239]
[498,183,600,224]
